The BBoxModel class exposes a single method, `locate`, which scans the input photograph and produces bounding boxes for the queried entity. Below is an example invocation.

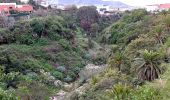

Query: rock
[64,83,73,91]
[79,64,107,80]
[75,83,89,95]
[54,80,62,87]
[55,90,67,100]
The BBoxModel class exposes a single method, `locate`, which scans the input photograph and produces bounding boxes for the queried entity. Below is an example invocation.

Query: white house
[20,0,29,3]
[96,5,110,14]
[144,5,159,12]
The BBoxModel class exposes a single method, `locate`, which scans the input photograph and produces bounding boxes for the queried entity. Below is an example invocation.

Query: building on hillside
[20,0,29,3]
[0,3,33,16]
[34,0,58,8]
[96,5,110,15]
[145,3,170,12]
[0,0,28,3]
[145,5,159,12]
[159,3,170,11]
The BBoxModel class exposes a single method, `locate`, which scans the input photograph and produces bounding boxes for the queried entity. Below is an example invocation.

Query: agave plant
[136,50,162,81]
[106,83,131,100]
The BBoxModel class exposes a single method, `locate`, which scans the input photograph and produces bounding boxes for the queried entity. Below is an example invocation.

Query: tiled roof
[159,3,170,8]
[0,4,15,11]
[16,5,33,12]
[0,3,33,16]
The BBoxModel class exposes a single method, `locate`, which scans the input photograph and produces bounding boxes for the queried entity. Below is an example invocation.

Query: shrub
[0,88,18,100]
[51,71,64,80]
[106,83,132,100]
[56,66,66,73]
[58,39,71,51]
[64,75,73,83]
[30,18,45,38]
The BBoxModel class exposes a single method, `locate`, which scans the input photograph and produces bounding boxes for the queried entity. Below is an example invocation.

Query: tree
[161,10,167,16]
[77,6,99,48]
[77,6,99,35]
[136,50,162,81]
[28,0,39,10]
[30,19,45,38]
[0,15,6,28]
[90,23,99,37]
[108,52,127,72]
[123,9,147,23]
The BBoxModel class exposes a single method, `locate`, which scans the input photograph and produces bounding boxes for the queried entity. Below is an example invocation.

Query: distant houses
[0,3,33,16]
[145,3,170,12]
[33,0,133,15]
[0,3,33,21]
[0,0,29,3]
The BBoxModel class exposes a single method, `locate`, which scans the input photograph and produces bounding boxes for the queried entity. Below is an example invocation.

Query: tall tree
[77,6,99,36]
[77,6,99,49]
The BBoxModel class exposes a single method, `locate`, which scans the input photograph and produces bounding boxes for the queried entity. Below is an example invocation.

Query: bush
[63,75,73,83]
[0,88,18,100]
[123,9,147,23]
[56,66,66,73]
[58,39,71,51]
[52,71,64,80]
[30,18,45,38]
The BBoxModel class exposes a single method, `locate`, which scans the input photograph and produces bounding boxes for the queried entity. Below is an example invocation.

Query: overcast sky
[104,0,170,6]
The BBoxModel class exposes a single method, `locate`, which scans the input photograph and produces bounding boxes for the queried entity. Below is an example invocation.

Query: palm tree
[108,52,125,71]
[154,25,165,45]
[136,50,162,81]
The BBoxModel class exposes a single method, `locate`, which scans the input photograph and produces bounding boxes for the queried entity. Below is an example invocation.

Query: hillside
[70,9,170,100]
[1,5,170,100]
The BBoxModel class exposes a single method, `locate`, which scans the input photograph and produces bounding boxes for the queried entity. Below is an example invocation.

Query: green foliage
[91,76,99,85]
[136,50,162,81]
[52,71,64,80]
[125,36,156,59]
[108,52,130,73]
[30,18,45,38]
[58,39,71,51]
[64,75,73,83]
[142,50,160,62]
[123,9,147,23]
[104,84,162,100]
[106,83,131,100]
[0,15,88,98]
[0,88,18,100]
[155,25,163,34]
[164,15,170,28]
[160,10,168,16]
[131,86,162,100]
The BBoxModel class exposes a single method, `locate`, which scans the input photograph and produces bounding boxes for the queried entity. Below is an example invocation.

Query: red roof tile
[159,3,170,8]
[16,5,33,12]
[0,4,15,11]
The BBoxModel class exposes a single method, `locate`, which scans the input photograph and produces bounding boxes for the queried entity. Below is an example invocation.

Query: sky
[104,0,170,6]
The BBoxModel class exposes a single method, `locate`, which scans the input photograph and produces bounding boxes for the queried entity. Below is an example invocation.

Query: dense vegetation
[1,5,170,100]
[75,9,170,100]
[0,16,87,99]
[0,6,120,99]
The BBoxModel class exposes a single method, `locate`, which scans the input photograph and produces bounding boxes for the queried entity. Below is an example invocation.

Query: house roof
[16,5,33,12]
[0,3,16,11]
[0,3,33,12]
[159,3,170,9]
[0,3,33,16]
